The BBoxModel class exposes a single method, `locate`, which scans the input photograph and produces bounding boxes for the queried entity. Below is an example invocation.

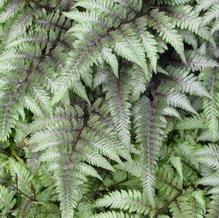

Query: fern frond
[167,66,210,98]
[6,8,38,43]
[0,185,16,216]
[52,157,81,218]
[211,19,219,34]
[95,189,149,214]
[195,144,219,169]
[148,9,185,62]
[186,51,218,72]
[202,71,219,141]
[156,164,182,200]
[167,91,196,114]
[195,0,218,12]
[163,107,181,119]
[203,4,219,25]
[91,211,139,218]
[180,30,198,49]
[113,28,148,72]
[129,66,152,101]
[169,156,183,180]
[158,0,193,5]
[104,71,131,147]
[140,31,158,72]
[0,0,217,217]
[176,114,205,130]
[102,48,119,77]
[0,2,72,140]
[206,194,219,218]
[198,171,219,187]
[169,189,206,217]
[0,0,24,23]
[168,5,211,41]
[27,101,132,216]
[134,96,166,206]
[198,130,219,142]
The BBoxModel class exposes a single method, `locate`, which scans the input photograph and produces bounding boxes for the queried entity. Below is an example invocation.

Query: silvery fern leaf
[104,71,131,147]
[134,96,166,206]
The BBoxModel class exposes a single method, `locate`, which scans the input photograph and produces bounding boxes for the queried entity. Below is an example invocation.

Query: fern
[169,189,205,217]
[134,96,165,206]
[104,71,131,147]
[0,0,219,217]
[91,211,138,218]
[0,185,16,216]
[95,190,149,214]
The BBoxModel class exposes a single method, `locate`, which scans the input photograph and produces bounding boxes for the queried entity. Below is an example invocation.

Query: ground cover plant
[0,0,219,217]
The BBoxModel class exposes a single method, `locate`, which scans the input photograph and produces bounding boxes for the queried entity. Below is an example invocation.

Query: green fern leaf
[95,189,149,214]
[102,48,119,78]
[0,185,16,216]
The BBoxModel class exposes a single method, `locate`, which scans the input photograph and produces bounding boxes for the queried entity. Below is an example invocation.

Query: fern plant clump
[0,0,219,217]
